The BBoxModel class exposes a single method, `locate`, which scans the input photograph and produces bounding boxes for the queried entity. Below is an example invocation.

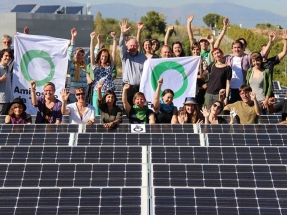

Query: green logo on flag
[20,50,55,86]
[150,61,188,99]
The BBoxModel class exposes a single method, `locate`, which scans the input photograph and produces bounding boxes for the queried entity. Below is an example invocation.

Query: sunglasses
[76,92,85,96]
[212,103,221,110]
[3,41,11,44]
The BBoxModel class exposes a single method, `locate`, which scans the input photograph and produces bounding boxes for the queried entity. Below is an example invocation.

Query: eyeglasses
[75,92,85,96]
[212,103,221,110]
[2,41,11,44]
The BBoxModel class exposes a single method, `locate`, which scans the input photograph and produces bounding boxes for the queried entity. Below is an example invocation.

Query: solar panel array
[11,4,36,13]
[61,6,83,14]
[34,5,61,14]
[0,80,286,214]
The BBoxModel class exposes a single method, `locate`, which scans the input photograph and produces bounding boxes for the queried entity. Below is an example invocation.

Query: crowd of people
[1,14,287,126]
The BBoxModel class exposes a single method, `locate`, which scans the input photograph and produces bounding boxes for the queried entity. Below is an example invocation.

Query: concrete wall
[0,13,93,48]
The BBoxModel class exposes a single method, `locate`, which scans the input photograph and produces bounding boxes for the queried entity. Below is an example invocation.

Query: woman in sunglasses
[201,101,227,124]
[61,87,95,125]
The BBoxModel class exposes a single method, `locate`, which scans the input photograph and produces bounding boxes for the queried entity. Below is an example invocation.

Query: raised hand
[158,78,163,85]
[23,26,29,34]
[30,80,36,89]
[97,34,102,43]
[200,106,210,118]
[282,30,287,40]
[119,20,131,35]
[167,26,174,32]
[223,17,229,28]
[196,119,203,124]
[111,32,116,39]
[97,82,104,90]
[230,107,237,124]
[269,31,277,42]
[71,28,77,38]
[219,89,226,97]
[123,84,130,90]
[250,92,256,100]
[90,32,96,39]
[61,89,70,101]
[207,35,214,44]
[187,14,194,24]
[178,110,187,124]
[137,22,144,31]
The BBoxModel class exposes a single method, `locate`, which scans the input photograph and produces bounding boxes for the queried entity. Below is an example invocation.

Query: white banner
[13,33,69,114]
[140,56,200,108]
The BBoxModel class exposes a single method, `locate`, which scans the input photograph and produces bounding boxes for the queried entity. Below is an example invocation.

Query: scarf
[133,105,148,123]
[73,59,86,82]
[160,99,174,113]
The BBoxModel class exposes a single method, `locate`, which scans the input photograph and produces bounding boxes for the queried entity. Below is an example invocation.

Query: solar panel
[200,124,287,134]
[77,133,201,146]
[0,146,143,163]
[152,164,287,188]
[0,188,143,215]
[11,4,36,12]
[0,133,71,146]
[273,81,281,90]
[34,5,61,14]
[61,6,83,14]
[151,146,287,164]
[207,134,287,146]
[152,188,286,215]
[0,163,143,187]
[0,124,78,133]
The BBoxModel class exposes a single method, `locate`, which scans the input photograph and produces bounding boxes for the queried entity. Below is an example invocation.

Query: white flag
[13,33,69,114]
[140,56,200,108]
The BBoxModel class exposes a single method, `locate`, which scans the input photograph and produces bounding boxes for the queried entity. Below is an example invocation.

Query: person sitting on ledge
[97,82,122,128]
[61,87,95,125]
[5,98,31,124]
[122,84,155,124]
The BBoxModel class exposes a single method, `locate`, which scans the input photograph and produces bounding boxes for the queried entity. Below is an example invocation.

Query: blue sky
[72,0,286,17]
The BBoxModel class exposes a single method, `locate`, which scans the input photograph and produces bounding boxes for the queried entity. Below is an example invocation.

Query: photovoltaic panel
[34,5,61,13]
[151,146,287,164]
[61,6,83,14]
[0,146,143,163]
[0,133,70,146]
[200,124,287,134]
[152,188,287,215]
[0,164,143,187]
[77,133,201,146]
[0,188,142,215]
[0,124,78,133]
[207,133,287,146]
[273,81,281,90]
[11,4,36,12]
[152,164,287,188]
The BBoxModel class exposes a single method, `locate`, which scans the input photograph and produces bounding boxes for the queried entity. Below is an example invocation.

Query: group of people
[1,14,287,125]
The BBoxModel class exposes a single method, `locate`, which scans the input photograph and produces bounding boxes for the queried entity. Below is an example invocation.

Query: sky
[72,0,286,17]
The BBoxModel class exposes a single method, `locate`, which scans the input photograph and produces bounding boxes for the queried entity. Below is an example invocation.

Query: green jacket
[246,67,272,97]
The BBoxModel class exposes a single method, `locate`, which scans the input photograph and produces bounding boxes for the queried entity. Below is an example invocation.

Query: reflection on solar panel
[152,188,287,215]
[0,188,142,215]
[0,146,143,163]
[151,146,287,164]
[273,81,281,90]
[35,5,60,13]
[0,124,78,133]
[0,133,70,146]
[11,4,36,12]
[77,133,201,146]
[207,134,287,146]
[0,164,143,187]
[200,124,287,133]
[61,6,83,14]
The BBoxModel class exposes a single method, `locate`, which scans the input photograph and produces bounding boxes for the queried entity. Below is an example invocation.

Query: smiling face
[192,46,200,56]
[43,84,55,99]
[200,40,209,51]
[210,102,222,115]
[105,94,115,105]
[184,104,195,114]
[162,92,174,105]
[212,49,223,61]
[239,90,251,103]
[172,43,182,57]
[134,95,146,108]
[143,40,152,53]
[127,39,138,56]
[232,42,243,57]
[0,51,11,66]
[12,103,24,116]
[251,58,262,69]
[160,46,172,58]
[75,88,86,102]
[2,38,12,49]
[100,51,109,64]
[152,40,160,52]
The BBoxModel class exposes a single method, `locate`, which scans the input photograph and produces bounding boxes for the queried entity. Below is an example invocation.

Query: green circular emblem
[20,50,55,86]
[150,61,188,99]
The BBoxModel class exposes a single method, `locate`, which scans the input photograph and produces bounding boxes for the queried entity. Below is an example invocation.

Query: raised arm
[90,32,96,67]
[23,26,29,34]
[187,14,195,47]
[262,31,276,57]
[30,80,38,106]
[122,84,131,114]
[97,82,104,101]
[214,17,229,48]
[94,34,102,57]
[250,92,261,115]
[111,32,117,66]
[207,35,214,52]
[153,78,163,113]
[60,89,70,115]
[164,26,174,45]
[137,22,144,51]
[225,79,230,106]
[68,28,77,61]
[119,20,131,59]
[278,30,287,60]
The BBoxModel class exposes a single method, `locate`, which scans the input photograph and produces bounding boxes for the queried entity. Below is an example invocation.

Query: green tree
[175,19,180,26]
[94,12,104,34]
[140,11,166,39]
[203,13,220,28]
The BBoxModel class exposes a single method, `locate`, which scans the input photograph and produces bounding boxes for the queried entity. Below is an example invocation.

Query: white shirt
[66,103,95,124]
[231,56,244,88]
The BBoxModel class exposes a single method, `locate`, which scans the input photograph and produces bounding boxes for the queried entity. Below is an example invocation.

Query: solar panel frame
[61,6,83,14]
[34,5,61,14]
[11,4,36,12]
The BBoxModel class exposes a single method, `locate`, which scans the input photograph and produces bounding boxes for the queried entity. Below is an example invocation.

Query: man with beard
[223,84,261,124]
[119,20,147,106]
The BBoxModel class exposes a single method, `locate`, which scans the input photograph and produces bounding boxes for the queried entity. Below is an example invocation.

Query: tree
[203,13,220,28]
[175,19,180,26]
[140,11,166,39]
[94,12,104,34]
